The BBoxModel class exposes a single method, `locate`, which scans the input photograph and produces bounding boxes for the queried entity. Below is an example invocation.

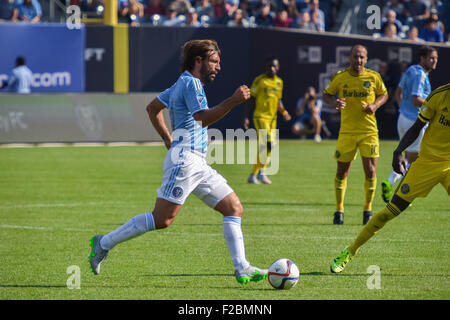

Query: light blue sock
[223,216,250,271]
[100,212,155,251]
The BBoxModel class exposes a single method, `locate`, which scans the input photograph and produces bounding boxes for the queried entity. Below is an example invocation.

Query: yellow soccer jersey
[323,68,387,134]
[251,74,283,120]
[417,83,450,161]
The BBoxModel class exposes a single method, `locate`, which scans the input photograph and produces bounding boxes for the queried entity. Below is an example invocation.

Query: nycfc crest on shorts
[172,186,184,198]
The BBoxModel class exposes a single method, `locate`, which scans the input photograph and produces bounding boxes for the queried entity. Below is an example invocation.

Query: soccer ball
[268,258,300,290]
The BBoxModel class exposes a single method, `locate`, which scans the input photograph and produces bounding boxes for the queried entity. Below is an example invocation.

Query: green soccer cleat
[89,235,108,275]
[235,265,268,284]
[330,247,354,274]
[381,179,392,203]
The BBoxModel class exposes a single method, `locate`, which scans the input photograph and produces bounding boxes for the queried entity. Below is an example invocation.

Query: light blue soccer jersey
[8,65,33,94]
[398,64,431,121]
[157,71,209,154]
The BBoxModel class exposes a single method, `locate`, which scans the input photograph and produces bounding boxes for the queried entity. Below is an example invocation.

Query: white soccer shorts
[397,112,427,153]
[156,147,233,207]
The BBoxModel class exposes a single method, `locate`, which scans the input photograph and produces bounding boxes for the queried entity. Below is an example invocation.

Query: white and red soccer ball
[268,258,300,290]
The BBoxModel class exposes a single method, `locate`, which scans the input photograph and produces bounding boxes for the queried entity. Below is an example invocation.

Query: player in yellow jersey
[243,56,291,184]
[323,45,388,225]
[330,83,450,273]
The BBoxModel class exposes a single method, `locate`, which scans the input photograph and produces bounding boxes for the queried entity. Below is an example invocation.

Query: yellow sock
[364,177,377,211]
[252,164,262,175]
[348,203,401,255]
[335,176,347,212]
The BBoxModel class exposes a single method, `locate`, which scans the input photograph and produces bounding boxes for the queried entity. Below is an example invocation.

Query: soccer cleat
[89,235,108,275]
[257,172,272,184]
[381,179,392,203]
[363,210,373,225]
[314,134,322,143]
[247,174,260,184]
[235,265,268,284]
[330,247,354,273]
[333,211,344,225]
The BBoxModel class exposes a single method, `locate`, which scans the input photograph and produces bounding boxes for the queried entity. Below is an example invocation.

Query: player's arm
[392,118,427,175]
[146,98,172,150]
[323,93,346,111]
[412,95,426,107]
[277,100,291,121]
[193,85,251,128]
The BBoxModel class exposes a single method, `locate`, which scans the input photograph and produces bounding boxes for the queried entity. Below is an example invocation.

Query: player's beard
[200,63,217,84]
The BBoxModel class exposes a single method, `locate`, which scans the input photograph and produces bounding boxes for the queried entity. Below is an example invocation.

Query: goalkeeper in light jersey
[323,45,388,226]
[331,83,450,273]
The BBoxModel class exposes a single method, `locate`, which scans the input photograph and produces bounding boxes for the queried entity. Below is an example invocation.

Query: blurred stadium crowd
[0,0,449,43]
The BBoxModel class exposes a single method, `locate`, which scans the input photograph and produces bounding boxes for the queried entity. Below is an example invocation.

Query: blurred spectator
[306,0,325,31]
[225,0,239,22]
[119,0,144,26]
[195,0,212,17]
[407,25,424,42]
[310,8,324,31]
[185,7,201,26]
[227,7,249,27]
[212,0,227,23]
[162,4,182,25]
[171,0,192,15]
[286,0,298,21]
[327,0,343,29]
[404,0,430,22]
[0,56,32,94]
[430,9,444,36]
[382,0,405,17]
[381,9,403,34]
[17,0,41,22]
[145,0,166,18]
[273,9,291,28]
[293,10,314,30]
[254,0,273,27]
[419,17,444,42]
[238,0,253,18]
[276,0,289,11]
[383,22,401,40]
[291,86,323,143]
[0,0,18,21]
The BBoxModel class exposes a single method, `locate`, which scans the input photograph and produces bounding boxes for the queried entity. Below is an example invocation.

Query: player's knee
[231,201,244,217]
[156,217,174,229]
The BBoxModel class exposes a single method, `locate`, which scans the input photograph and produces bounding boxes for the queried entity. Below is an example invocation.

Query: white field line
[0,224,94,232]
[0,225,447,244]
[0,201,129,209]
[0,142,165,148]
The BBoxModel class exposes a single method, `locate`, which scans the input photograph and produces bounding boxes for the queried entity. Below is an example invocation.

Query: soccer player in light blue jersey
[0,56,32,94]
[89,39,269,284]
[381,46,438,203]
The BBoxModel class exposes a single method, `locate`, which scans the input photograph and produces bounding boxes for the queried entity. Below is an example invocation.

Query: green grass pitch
[0,140,448,300]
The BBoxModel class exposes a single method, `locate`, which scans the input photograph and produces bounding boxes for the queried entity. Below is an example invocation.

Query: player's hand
[232,85,251,105]
[334,98,346,111]
[283,112,292,122]
[362,103,377,114]
[392,151,407,176]
[243,117,249,130]
[163,136,173,150]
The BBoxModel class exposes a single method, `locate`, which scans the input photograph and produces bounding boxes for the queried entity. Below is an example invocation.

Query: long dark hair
[181,39,221,72]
